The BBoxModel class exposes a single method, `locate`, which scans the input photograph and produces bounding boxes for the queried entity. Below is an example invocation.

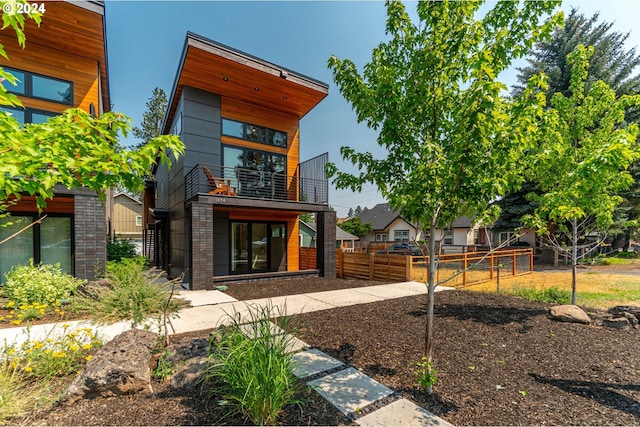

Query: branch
[0,214,47,246]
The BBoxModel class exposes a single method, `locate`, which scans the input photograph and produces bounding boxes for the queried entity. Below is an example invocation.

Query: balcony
[185,163,328,205]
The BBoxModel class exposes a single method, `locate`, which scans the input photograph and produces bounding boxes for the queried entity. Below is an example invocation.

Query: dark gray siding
[160,86,222,286]
[213,210,230,276]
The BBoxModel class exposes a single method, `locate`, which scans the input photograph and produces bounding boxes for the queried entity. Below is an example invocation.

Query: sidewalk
[0,281,453,426]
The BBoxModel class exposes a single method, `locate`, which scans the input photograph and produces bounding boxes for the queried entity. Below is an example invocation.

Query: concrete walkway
[0,281,453,426]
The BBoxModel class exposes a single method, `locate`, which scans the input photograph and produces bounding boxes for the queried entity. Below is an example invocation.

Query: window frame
[394,229,410,242]
[2,67,73,105]
[444,229,454,245]
[0,106,57,125]
[222,118,288,148]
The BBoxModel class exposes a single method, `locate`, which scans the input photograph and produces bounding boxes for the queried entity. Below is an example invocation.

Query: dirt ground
[13,277,640,426]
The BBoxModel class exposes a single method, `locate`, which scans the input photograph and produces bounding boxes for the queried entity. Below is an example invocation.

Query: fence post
[369,252,375,280]
[489,252,494,280]
[462,252,468,287]
[512,251,517,276]
[529,248,533,273]
[406,256,412,282]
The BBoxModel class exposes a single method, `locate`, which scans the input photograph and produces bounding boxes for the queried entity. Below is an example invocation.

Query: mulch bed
[13,277,640,426]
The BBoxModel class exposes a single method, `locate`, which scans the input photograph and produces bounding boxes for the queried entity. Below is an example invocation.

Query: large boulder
[64,329,158,404]
[549,305,591,324]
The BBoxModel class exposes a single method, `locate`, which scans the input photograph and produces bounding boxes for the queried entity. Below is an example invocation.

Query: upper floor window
[394,229,410,242]
[0,106,57,125]
[1,67,73,105]
[222,118,287,148]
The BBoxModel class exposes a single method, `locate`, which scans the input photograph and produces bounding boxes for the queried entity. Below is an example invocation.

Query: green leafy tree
[132,87,168,149]
[0,3,184,215]
[523,44,640,305]
[326,0,561,384]
[339,217,373,239]
[499,8,640,238]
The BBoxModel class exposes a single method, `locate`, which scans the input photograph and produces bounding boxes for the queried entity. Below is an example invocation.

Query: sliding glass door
[230,221,286,274]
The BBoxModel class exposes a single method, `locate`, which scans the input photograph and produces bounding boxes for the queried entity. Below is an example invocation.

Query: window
[375,233,388,242]
[0,106,57,125]
[222,118,287,148]
[444,229,454,245]
[474,229,480,245]
[0,214,73,283]
[222,145,287,198]
[2,67,73,105]
[394,229,410,242]
[231,222,286,273]
[135,216,143,227]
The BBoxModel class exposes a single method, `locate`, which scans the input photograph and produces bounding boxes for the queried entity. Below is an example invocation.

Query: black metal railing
[185,163,328,204]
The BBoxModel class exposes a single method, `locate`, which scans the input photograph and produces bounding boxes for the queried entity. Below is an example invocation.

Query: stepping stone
[357,398,453,426]
[292,349,344,378]
[307,367,394,415]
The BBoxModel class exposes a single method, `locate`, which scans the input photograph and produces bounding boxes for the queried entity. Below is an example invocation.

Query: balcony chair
[202,165,236,196]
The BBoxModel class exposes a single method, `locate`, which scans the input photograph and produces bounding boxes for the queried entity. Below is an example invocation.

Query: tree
[353,205,362,217]
[499,8,640,235]
[347,207,354,218]
[523,44,640,305]
[339,217,373,239]
[326,0,561,392]
[132,87,168,149]
[0,3,184,214]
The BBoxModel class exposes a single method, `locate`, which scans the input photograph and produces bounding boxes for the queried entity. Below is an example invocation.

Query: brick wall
[316,210,337,278]
[190,202,214,290]
[74,194,106,280]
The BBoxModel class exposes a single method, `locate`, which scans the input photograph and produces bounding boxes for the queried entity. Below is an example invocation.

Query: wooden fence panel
[336,248,534,287]
[299,247,317,270]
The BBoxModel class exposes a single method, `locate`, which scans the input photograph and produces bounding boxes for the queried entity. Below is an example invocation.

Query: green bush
[1,261,85,307]
[80,259,187,326]
[205,303,300,425]
[106,236,137,262]
[510,285,571,304]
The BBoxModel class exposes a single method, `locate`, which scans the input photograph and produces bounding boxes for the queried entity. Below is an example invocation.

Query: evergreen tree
[498,8,640,240]
[347,207,354,218]
[354,205,362,217]
[132,87,168,149]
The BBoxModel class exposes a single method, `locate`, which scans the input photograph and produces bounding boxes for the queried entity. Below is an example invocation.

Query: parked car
[377,243,422,256]
[506,241,531,250]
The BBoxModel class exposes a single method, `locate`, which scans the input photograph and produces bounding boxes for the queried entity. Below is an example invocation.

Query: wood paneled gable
[164,32,328,137]
[0,1,109,112]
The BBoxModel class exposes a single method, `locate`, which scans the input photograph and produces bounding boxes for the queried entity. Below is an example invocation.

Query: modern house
[359,203,421,244]
[299,220,359,251]
[0,1,109,282]
[110,193,143,241]
[148,33,335,289]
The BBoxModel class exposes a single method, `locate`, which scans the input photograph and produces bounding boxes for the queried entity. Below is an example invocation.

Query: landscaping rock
[602,317,630,330]
[63,329,158,404]
[77,278,112,299]
[169,357,209,390]
[549,305,591,324]
[609,305,640,322]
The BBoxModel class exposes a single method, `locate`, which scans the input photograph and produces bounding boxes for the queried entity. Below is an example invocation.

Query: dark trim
[228,220,287,275]
[1,106,58,124]
[188,194,331,212]
[213,269,320,284]
[222,117,288,148]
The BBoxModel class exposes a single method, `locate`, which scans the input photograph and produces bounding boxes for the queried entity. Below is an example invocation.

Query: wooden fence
[299,247,317,270]
[336,248,533,288]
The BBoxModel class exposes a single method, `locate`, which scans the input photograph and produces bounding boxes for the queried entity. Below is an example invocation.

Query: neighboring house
[148,33,335,289]
[111,193,143,241]
[0,1,109,282]
[359,203,420,243]
[430,216,487,253]
[299,220,359,251]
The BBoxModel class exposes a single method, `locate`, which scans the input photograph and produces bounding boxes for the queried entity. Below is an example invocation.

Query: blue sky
[104,1,640,217]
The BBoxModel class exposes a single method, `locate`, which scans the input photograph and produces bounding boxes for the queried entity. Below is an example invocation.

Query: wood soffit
[165,32,329,133]
[0,1,110,111]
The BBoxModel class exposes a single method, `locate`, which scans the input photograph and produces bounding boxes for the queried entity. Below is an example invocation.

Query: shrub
[510,285,571,304]
[106,236,137,262]
[1,261,85,307]
[2,325,102,381]
[80,259,187,326]
[204,303,300,425]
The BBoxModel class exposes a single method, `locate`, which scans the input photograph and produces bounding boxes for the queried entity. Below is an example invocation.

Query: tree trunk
[572,218,578,305]
[424,221,437,391]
